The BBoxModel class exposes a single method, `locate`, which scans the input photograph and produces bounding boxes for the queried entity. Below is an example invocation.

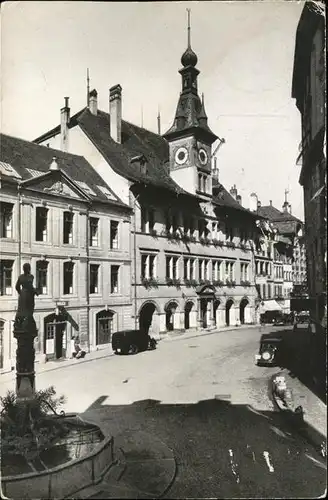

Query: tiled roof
[77,109,182,193]
[213,184,257,215]
[258,205,303,235]
[0,133,128,208]
[258,205,303,224]
[35,108,257,218]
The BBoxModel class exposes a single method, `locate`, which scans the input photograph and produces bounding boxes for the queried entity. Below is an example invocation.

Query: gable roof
[258,204,303,235]
[35,107,258,218]
[0,133,128,208]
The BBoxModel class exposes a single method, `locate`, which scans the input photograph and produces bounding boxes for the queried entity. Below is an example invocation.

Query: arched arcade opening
[139,302,157,335]
[239,298,249,325]
[225,299,234,327]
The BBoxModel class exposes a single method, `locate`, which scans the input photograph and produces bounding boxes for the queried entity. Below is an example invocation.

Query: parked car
[112,329,155,355]
[260,310,292,325]
[255,337,284,366]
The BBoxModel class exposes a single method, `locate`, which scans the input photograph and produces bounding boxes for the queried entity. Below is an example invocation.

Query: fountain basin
[1,416,115,499]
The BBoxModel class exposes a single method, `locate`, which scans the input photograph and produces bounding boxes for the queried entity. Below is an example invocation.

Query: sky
[1,0,305,219]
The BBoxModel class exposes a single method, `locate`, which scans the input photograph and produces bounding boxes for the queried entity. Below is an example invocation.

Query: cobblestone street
[1,325,326,498]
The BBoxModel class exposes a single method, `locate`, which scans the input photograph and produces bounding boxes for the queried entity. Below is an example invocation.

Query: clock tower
[163,10,218,197]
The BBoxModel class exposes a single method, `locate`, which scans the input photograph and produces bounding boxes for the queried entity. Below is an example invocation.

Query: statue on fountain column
[14,263,39,333]
[14,263,39,399]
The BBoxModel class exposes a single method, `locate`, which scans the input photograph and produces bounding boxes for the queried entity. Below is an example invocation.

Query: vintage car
[260,310,292,326]
[112,329,151,355]
[255,337,284,366]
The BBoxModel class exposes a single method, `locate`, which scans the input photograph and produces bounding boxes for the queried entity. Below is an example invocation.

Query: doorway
[200,299,209,328]
[44,314,67,360]
[96,310,114,345]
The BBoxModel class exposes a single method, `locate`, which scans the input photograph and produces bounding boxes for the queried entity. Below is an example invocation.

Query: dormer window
[130,154,148,177]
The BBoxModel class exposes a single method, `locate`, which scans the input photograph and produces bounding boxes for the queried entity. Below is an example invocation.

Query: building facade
[0,134,132,372]
[34,30,263,337]
[248,193,306,315]
[292,0,326,328]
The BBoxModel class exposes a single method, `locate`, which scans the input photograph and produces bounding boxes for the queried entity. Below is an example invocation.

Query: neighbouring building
[292,0,326,329]
[0,134,132,372]
[34,23,263,337]
[248,193,306,315]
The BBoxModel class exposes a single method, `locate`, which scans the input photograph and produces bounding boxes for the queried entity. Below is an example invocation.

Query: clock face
[175,146,188,165]
[198,148,208,165]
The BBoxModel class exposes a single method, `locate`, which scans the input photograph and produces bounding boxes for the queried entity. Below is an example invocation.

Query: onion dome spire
[181,8,198,68]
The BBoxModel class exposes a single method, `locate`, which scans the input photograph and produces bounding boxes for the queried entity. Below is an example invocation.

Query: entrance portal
[96,310,114,345]
[139,302,156,335]
[225,299,234,326]
[44,314,67,360]
[184,301,194,330]
[239,298,249,325]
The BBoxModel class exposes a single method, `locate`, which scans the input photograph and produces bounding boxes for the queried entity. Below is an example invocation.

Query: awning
[260,300,283,313]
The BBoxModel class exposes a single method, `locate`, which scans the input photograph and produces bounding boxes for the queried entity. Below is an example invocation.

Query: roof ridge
[1,132,88,161]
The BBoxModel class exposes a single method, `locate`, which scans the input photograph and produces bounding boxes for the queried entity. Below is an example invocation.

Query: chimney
[249,192,258,212]
[109,84,122,143]
[89,89,98,115]
[257,200,261,209]
[236,194,242,205]
[230,184,238,200]
[270,200,272,206]
[60,97,70,152]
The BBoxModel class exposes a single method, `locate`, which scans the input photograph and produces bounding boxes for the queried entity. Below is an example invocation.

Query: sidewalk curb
[161,324,260,343]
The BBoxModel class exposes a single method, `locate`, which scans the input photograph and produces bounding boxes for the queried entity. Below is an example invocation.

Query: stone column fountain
[13,263,38,401]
